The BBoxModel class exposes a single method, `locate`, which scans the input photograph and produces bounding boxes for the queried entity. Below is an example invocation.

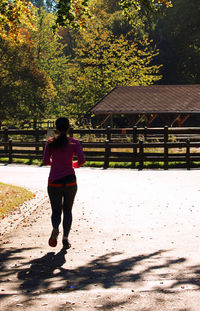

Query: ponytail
[49,132,68,148]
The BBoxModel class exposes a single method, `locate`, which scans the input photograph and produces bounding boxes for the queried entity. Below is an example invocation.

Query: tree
[153,0,200,84]
[0,0,36,41]
[88,0,150,41]
[0,0,172,30]
[65,26,161,115]
[0,1,56,123]
[0,37,56,122]
[31,9,70,114]
[55,0,173,28]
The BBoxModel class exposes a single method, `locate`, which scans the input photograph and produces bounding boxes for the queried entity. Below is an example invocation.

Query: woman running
[43,117,85,249]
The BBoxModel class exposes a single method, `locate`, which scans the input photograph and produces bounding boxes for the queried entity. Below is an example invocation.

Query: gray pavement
[1,164,200,310]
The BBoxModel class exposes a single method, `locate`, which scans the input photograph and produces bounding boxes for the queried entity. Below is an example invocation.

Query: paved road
[1,164,200,310]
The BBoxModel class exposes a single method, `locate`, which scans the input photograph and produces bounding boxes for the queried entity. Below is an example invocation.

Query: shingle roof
[90,85,200,114]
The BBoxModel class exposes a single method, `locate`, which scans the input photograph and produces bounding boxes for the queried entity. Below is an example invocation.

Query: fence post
[104,139,110,169]
[35,127,39,155]
[8,139,12,164]
[164,126,168,170]
[139,140,144,170]
[4,128,8,153]
[186,139,190,170]
[132,126,137,168]
[132,142,138,169]
[106,126,111,142]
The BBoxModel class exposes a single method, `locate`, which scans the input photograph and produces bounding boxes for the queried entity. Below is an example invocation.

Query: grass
[85,161,200,169]
[0,182,34,218]
[0,157,43,166]
[1,157,200,170]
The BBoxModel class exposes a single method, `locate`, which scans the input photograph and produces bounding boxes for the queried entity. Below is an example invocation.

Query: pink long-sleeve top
[43,137,85,183]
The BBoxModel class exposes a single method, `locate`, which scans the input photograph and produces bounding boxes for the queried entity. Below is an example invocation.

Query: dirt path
[1,165,200,310]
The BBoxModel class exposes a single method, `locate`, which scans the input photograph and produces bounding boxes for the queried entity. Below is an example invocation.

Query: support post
[35,127,39,155]
[106,126,111,142]
[186,139,190,170]
[104,140,110,169]
[164,126,168,170]
[139,140,144,170]
[8,139,12,164]
[4,128,8,153]
[131,126,137,168]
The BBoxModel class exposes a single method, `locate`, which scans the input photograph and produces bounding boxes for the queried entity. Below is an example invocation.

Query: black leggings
[47,184,77,237]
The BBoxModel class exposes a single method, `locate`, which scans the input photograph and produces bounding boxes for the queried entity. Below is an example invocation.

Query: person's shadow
[18,248,67,292]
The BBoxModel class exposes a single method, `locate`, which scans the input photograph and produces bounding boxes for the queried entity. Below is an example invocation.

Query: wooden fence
[0,120,55,130]
[1,126,200,169]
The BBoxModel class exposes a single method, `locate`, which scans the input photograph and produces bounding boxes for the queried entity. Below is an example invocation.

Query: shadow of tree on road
[0,246,199,310]
[0,246,37,281]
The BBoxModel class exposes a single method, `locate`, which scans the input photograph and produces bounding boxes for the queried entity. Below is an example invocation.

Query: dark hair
[56,117,69,132]
[48,117,70,148]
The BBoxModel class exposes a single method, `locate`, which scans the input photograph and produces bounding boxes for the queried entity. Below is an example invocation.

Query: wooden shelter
[89,85,200,127]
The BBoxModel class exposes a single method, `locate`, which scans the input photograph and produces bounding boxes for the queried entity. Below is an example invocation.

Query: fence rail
[1,126,200,169]
[2,126,200,141]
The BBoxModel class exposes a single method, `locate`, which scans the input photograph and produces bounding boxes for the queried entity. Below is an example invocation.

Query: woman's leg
[47,186,63,231]
[62,185,77,238]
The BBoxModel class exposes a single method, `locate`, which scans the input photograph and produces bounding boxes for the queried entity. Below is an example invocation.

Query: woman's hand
[72,161,79,168]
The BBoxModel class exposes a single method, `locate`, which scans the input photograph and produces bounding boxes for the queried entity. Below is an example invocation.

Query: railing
[0,141,45,163]
[1,126,200,169]
[2,126,200,142]
[0,120,55,130]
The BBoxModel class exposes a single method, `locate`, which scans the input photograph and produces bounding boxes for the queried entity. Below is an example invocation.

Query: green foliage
[54,0,172,29]
[31,9,70,115]
[65,24,161,115]
[153,0,200,84]
[107,11,133,37]
[61,0,161,119]
[0,0,36,40]
[0,35,56,122]
[101,0,121,13]
[119,0,172,15]
[92,0,151,40]
[55,0,91,29]
[0,1,56,123]
[0,0,163,124]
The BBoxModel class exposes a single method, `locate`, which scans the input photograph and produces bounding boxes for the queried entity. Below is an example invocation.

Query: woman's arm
[73,140,85,168]
[43,142,52,165]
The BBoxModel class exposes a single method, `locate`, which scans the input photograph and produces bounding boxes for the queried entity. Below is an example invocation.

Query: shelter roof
[89,85,200,114]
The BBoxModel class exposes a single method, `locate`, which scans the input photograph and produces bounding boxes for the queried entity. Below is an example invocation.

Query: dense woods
[0,0,199,126]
